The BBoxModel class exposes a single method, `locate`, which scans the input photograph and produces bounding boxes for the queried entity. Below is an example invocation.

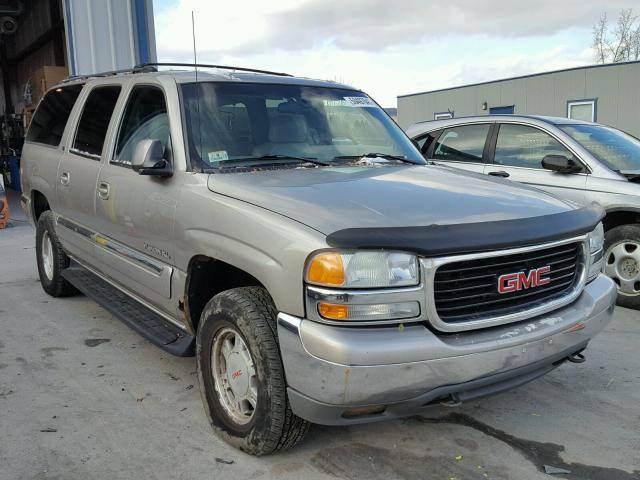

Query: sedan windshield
[559,124,640,172]
[180,82,424,169]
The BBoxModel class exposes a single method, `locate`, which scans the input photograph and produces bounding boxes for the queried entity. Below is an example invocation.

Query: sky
[152,0,638,107]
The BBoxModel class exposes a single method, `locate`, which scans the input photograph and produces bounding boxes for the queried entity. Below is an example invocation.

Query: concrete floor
[1,197,639,480]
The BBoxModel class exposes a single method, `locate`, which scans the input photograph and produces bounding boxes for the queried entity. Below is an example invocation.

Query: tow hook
[566,352,586,364]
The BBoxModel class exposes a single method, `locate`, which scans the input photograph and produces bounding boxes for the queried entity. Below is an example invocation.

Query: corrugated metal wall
[397,62,640,137]
[63,0,156,75]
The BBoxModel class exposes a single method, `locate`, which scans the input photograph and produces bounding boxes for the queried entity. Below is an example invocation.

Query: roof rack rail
[137,62,293,77]
[58,62,292,84]
[61,65,157,83]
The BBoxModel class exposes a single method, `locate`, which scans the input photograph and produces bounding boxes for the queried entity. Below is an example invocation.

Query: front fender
[174,176,327,316]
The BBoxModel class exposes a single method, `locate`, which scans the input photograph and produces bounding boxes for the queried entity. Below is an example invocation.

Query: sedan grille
[433,242,583,324]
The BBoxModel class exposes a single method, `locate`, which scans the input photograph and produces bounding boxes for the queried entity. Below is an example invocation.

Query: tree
[593,9,640,63]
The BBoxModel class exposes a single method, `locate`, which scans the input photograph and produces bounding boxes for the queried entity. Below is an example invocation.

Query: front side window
[72,86,121,158]
[113,86,169,165]
[26,85,83,146]
[494,124,574,169]
[414,130,440,154]
[559,124,640,172]
[180,82,424,169]
[431,124,490,162]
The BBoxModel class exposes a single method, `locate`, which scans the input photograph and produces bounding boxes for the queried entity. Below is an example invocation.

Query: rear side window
[113,86,169,165]
[26,85,83,146]
[72,86,121,158]
[432,124,490,162]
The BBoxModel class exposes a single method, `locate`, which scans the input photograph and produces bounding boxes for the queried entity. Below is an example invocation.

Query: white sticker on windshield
[343,96,376,107]
[207,150,229,163]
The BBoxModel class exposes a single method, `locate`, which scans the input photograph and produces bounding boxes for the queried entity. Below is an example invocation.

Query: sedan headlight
[587,223,604,281]
[305,251,419,288]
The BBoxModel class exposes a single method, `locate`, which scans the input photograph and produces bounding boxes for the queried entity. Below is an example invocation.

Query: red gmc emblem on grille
[498,266,551,294]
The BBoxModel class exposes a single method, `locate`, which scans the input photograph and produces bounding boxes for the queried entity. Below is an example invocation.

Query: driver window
[494,124,573,169]
[113,86,169,165]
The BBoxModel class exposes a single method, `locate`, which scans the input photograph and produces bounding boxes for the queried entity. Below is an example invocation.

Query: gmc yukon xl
[20,65,616,455]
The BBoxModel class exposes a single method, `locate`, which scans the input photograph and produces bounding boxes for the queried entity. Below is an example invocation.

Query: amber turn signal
[318,303,349,320]
[306,252,345,286]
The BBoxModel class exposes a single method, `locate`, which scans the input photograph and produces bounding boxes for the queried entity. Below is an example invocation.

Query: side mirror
[132,139,172,177]
[542,154,583,174]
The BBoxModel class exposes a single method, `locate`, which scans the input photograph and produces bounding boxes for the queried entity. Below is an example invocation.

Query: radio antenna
[191,10,202,167]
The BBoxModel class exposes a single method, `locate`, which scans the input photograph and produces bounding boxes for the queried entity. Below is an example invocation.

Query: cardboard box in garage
[28,66,69,107]
[22,66,69,126]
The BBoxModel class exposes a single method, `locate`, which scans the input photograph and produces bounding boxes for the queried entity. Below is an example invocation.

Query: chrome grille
[432,242,583,325]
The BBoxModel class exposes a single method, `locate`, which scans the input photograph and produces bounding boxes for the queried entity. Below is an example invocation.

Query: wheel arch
[31,190,50,221]
[184,255,268,333]
[602,208,640,232]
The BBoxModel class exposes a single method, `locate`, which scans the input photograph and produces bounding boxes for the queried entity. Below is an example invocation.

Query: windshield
[558,124,640,172]
[180,82,424,169]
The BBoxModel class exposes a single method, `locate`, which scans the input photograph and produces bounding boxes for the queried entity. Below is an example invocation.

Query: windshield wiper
[333,153,416,164]
[217,155,330,167]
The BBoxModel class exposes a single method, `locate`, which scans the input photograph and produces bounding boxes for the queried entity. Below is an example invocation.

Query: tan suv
[21,65,615,455]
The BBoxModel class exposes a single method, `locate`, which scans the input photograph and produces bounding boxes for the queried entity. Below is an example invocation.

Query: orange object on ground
[0,177,9,229]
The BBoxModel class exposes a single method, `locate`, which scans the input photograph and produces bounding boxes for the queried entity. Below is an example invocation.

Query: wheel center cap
[226,352,249,396]
[620,258,639,279]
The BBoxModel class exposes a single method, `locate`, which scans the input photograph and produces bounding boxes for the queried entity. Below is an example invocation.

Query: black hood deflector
[326,204,604,256]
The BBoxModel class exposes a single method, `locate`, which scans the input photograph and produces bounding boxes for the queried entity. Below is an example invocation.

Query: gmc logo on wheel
[498,266,552,294]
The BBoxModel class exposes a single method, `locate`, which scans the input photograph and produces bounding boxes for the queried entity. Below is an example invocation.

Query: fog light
[317,301,420,321]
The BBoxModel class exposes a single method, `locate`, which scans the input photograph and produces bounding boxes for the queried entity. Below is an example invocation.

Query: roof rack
[60,62,292,83]
[61,65,157,83]
[139,62,293,77]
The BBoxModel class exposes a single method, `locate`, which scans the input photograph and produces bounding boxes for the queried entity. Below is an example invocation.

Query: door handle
[97,182,110,200]
[59,171,70,185]
[488,170,510,178]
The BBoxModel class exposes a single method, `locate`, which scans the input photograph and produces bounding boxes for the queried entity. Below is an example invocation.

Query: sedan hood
[619,169,640,183]
[207,165,577,234]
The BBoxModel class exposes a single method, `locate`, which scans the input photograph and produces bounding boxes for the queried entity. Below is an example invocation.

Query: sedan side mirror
[132,139,173,177]
[542,154,583,174]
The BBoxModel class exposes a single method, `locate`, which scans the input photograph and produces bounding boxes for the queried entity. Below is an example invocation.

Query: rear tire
[35,211,77,297]
[196,286,309,455]
[603,224,640,310]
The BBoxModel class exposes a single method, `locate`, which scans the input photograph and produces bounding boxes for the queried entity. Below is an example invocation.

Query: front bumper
[277,274,617,425]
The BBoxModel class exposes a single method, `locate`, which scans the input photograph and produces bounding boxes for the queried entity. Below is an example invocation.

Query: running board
[62,265,195,357]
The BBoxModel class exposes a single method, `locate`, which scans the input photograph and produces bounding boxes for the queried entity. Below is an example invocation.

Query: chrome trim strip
[277,313,302,334]
[94,234,164,274]
[423,235,589,333]
[305,284,426,326]
[55,214,166,275]
[56,215,94,239]
[69,255,187,331]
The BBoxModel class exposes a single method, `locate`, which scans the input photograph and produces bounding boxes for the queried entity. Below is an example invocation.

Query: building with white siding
[397,61,640,137]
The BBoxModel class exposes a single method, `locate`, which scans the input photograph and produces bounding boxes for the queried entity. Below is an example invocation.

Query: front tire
[603,224,640,310]
[35,211,77,297]
[196,287,309,455]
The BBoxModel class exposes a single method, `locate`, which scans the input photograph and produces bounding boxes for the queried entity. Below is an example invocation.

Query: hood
[207,165,577,234]
[619,169,640,183]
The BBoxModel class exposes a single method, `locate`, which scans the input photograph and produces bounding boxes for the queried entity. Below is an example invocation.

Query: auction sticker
[208,150,229,163]
[343,96,376,107]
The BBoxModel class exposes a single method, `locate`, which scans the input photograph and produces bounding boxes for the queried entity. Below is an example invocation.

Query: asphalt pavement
[1,193,639,480]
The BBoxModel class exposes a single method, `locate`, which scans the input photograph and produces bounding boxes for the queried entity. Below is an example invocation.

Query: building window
[489,105,515,115]
[434,111,453,120]
[567,99,596,122]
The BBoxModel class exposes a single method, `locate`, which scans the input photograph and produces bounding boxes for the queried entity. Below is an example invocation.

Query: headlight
[587,223,604,281]
[305,251,419,288]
